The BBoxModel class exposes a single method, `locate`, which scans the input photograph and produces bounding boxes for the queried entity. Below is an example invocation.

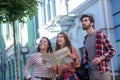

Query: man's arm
[102,33,115,61]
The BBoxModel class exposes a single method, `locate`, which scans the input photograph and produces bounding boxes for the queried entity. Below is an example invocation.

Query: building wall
[111,0,120,79]
[0,16,37,80]
[27,18,36,47]
[112,0,120,54]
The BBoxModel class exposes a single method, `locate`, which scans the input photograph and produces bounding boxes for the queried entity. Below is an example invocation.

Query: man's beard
[82,24,91,30]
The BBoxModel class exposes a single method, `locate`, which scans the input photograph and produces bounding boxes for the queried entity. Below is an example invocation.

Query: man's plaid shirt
[83,30,115,73]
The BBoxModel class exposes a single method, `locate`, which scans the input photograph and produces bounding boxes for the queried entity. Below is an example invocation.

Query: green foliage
[0,0,41,23]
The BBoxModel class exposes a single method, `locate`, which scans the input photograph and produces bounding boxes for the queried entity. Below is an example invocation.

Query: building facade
[0,17,38,80]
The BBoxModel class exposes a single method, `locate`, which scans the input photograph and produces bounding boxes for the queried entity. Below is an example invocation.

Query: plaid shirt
[58,70,79,80]
[84,30,115,73]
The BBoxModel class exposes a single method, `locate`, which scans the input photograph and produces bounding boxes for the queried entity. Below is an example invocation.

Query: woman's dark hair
[37,37,53,53]
[55,32,72,53]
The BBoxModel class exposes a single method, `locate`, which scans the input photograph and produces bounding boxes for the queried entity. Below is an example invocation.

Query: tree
[0,0,41,80]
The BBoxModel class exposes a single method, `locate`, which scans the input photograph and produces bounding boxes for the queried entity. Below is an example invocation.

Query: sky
[68,0,86,12]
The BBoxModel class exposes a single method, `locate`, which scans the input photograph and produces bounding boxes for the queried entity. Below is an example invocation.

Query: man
[80,14,115,80]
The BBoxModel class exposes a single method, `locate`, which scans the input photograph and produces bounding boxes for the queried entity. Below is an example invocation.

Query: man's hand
[92,57,101,64]
[92,55,106,64]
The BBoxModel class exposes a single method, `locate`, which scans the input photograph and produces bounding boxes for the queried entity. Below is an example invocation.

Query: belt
[34,77,52,80]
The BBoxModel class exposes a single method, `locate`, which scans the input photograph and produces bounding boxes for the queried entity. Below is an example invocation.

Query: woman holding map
[54,32,80,80]
[24,37,55,80]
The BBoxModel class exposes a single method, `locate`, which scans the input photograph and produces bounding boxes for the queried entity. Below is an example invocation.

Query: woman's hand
[50,65,57,73]
[67,53,76,61]
[42,60,46,64]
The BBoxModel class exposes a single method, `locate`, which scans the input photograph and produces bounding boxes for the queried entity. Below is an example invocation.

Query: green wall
[27,18,35,47]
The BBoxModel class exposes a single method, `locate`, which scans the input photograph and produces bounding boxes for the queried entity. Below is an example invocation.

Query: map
[41,47,73,68]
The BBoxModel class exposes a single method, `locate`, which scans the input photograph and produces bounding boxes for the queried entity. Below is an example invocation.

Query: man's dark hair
[80,14,94,23]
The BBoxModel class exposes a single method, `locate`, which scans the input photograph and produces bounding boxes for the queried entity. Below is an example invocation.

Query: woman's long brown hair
[55,32,72,53]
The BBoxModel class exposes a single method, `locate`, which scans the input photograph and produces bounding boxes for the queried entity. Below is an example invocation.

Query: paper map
[41,47,73,68]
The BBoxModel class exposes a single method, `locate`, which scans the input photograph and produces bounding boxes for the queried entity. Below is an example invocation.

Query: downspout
[104,0,115,80]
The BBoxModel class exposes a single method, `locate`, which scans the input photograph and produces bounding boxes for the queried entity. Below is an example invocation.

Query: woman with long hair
[54,32,80,80]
